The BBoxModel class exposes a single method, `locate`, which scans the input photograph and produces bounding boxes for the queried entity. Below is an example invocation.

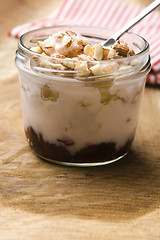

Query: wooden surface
[0,0,160,239]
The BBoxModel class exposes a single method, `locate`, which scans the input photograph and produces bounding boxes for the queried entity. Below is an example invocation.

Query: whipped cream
[20,69,144,154]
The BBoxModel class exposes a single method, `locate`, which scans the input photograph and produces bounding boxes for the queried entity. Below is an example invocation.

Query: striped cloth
[9,0,160,85]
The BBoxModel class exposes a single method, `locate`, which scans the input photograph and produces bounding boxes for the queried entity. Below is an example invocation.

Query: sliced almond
[90,64,103,76]
[84,44,92,56]
[63,61,75,69]
[51,63,65,70]
[65,31,76,37]
[37,41,54,56]
[30,46,43,54]
[118,64,131,71]
[44,36,55,48]
[77,37,89,46]
[103,48,109,60]
[102,63,114,73]
[78,54,92,61]
[75,62,90,76]
[39,58,52,69]
[93,44,103,60]
[108,48,115,59]
[62,35,72,47]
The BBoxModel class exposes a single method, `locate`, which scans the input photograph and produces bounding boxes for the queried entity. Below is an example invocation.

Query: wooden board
[0,0,160,239]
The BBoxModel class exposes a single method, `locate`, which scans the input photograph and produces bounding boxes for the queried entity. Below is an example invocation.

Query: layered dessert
[19,30,145,165]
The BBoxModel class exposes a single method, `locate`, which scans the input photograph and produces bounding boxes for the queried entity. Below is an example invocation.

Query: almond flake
[30,46,43,54]
[75,62,90,76]
[108,48,116,59]
[93,44,103,60]
[62,35,72,47]
[84,44,92,56]
[90,64,103,75]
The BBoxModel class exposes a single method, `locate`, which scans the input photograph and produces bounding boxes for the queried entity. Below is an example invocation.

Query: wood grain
[0,0,160,239]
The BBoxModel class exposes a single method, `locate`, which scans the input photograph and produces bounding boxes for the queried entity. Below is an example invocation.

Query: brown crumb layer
[25,127,133,163]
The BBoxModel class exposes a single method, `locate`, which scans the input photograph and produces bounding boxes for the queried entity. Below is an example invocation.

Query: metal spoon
[103,0,160,47]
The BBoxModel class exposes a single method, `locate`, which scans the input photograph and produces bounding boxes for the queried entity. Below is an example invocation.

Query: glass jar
[15,26,151,167]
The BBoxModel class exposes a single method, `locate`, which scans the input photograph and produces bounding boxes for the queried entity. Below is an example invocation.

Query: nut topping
[30,30,136,78]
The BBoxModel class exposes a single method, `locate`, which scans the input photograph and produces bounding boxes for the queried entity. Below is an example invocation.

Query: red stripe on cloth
[107,1,128,28]
[114,3,135,29]
[8,22,29,37]
[71,0,90,23]
[147,74,154,84]
[157,73,160,84]
[151,49,160,62]
[150,40,160,54]
[80,0,103,26]
[84,0,106,26]
[15,32,20,38]
[144,31,160,44]
[135,12,159,37]
[16,22,38,38]
[60,0,77,19]
[56,0,70,18]
[149,35,160,52]
[152,60,160,71]
[96,0,116,27]
[100,0,121,27]
[66,0,84,20]
[8,28,13,37]
[147,73,157,84]
[125,4,142,22]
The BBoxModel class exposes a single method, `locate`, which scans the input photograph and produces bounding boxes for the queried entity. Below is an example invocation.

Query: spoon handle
[113,0,160,41]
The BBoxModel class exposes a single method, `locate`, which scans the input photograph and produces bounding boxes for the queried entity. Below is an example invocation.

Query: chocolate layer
[25,126,133,163]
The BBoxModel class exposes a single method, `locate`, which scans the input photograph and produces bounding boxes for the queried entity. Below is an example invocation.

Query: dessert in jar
[15,26,151,166]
